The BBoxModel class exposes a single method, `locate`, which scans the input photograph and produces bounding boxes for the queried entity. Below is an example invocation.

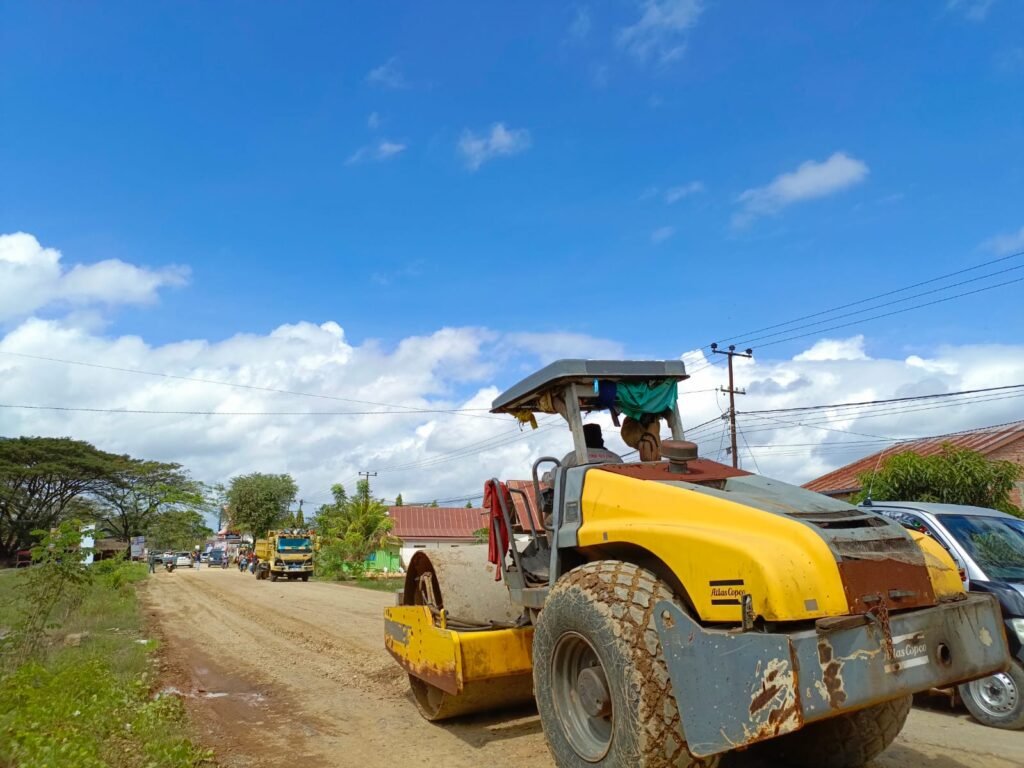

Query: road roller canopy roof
[490,359,688,414]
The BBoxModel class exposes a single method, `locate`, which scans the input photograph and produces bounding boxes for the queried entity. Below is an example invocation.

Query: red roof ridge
[804,420,1024,495]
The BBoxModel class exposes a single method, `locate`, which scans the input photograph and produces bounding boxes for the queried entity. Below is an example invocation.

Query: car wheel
[959,659,1024,730]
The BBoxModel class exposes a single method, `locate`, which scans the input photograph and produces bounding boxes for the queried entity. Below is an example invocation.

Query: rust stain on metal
[747,654,803,742]
[838,558,934,614]
[817,638,847,708]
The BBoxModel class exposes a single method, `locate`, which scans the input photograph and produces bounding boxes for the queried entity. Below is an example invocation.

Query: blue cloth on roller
[595,380,618,410]
[615,379,677,420]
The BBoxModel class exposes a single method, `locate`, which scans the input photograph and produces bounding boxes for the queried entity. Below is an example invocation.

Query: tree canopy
[0,437,124,557]
[226,472,298,538]
[93,458,204,542]
[854,444,1023,516]
[315,480,393,576]
[146,509,213,552]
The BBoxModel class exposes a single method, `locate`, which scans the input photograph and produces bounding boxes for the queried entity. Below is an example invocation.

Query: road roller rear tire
[754,695,912,768]
[532,560,716,768]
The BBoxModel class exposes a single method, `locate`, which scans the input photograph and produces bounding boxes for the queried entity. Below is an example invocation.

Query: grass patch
[0,560,212,768]
[348,576,404,593]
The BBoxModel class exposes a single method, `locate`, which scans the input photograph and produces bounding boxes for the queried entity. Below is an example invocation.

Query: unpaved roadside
[142,568,1023,768]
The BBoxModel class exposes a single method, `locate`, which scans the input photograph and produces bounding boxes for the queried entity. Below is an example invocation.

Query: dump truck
[253,529,315,582]
[384,359,1012,768]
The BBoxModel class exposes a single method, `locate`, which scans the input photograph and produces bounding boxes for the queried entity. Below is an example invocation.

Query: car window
[885,511,953,553]
[942,515,1024,582]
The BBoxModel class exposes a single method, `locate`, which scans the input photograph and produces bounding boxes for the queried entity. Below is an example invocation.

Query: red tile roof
[507,480,545,532]
[387,506,487,541]
[803,423,1024,496]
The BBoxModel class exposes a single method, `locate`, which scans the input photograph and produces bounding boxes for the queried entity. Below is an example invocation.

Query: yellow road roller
[384,359,1010,768]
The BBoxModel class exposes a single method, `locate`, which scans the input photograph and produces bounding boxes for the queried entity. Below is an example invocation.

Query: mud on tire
[756,695,912,768]
[532,560,716,768]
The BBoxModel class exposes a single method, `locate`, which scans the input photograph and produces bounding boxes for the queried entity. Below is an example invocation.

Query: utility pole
[358,471,377,488]
[711,343,753,468]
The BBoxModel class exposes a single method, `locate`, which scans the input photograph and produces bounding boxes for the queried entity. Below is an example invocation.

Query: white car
[175,552,194,568]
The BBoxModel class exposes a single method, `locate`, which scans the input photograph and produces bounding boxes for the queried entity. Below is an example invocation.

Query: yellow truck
[253,529,315,582]
[384,359,1011,768]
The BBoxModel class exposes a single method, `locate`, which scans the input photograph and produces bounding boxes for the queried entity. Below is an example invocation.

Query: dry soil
[141,567,1024,768]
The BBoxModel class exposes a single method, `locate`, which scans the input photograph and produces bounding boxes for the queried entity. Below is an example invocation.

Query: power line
[0,350,502,421]
[0,403,511,417]
[742,383,1024,416]
[712,249,1024,349]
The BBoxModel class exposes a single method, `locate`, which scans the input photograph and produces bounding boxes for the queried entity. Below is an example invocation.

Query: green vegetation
[345,576,404,593]
[855,444,1024,517]
[314,480,395,580]
[0,525,211,768]
[0,436,215,561]
[225,472,298,539]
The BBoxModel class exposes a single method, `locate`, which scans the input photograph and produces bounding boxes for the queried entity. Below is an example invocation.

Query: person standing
[148,550,157,574]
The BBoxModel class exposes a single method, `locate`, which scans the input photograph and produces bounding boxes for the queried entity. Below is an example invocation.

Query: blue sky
[2,2,1024,501]
[3,0,1022,361]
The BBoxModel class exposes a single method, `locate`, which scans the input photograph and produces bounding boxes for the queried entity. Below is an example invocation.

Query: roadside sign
[130,536,145,559]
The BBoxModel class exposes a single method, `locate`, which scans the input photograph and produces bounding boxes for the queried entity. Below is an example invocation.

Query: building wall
[986,435,1024,508]
[365,546,401,573]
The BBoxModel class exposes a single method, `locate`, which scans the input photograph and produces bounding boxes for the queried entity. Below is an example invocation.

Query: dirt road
[142,568,1022,768]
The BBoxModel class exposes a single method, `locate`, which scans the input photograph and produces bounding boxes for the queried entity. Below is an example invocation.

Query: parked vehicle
[174,552,193,568]
[864,501,1024,730]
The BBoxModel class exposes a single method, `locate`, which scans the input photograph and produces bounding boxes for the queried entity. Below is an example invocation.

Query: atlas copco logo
[894,642,928,660]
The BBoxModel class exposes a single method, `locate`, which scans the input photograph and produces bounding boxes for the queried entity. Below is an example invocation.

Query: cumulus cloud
[676,338,1024,483]
[568,7,591,40]
[665,181,703,203]
[619,0,703,64]
[0,232,187,323]
[458,123,531,171]
[346,140,407,164]
[793,335,869,362]
[734,152,869,227]
[947,0,996,22]
[366,57,407,88]
[651,225,675,243]
[982,225,1024,255]
[4,232,1023,510]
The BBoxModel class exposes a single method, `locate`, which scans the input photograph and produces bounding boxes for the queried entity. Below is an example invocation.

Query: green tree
[465,500,473,508]
[146,509,213,552]
[429,500,439,508]
[92,459,203,542]
[854,444,1023,516]
[294,501,305,528]
[226,473,298,539]
[314,480,393,577]
[394,493,403,507]
[0,437,123,558]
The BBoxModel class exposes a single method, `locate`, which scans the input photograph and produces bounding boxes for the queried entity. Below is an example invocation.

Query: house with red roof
[803,422,1024,506]
[384,505,488,570]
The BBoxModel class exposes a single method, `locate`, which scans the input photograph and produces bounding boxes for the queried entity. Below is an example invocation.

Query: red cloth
[483,479,511,581]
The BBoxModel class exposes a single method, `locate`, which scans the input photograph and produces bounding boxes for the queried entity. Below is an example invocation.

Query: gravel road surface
[142,568,1023,768]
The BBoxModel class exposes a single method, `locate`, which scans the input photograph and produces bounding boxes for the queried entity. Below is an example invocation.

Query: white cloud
[665,181,703,203]
[0,232,186,323]
[346,140,407,165]
[457,123,531,171]
[734,152,869,227]
[569,7,591,40]
[793,335,869,362]
[619,0,703,64]
[981,225,1024,256]
[651,225,675,243]
[678,338,1024,483]
[367,112,381,129]
[4,232,1023,511]
[366,58,407,89]
[947,0,996,22]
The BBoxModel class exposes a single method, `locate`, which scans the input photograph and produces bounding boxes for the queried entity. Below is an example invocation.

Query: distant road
[142,568,1022,768]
